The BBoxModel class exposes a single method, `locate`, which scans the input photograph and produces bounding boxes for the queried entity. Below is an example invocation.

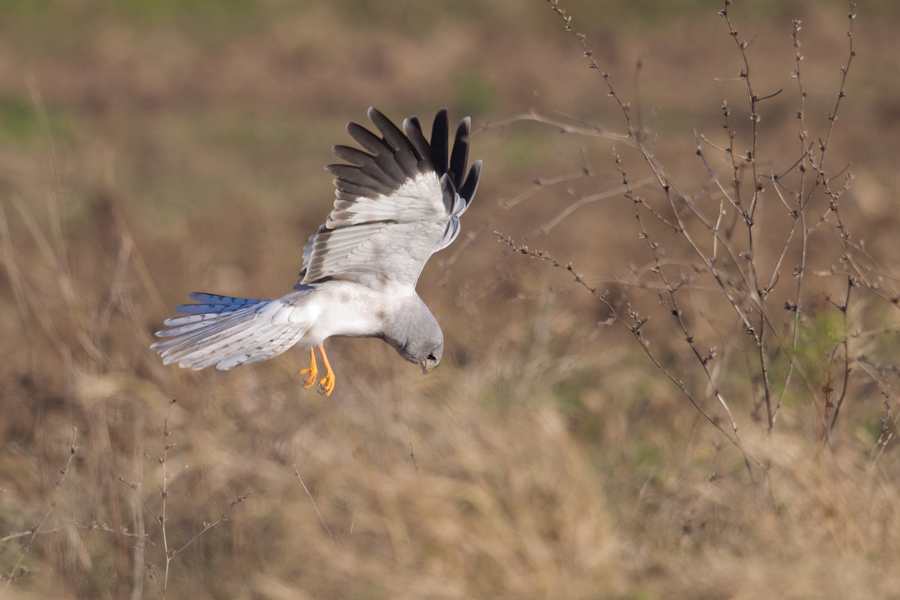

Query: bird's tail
[151,292,310,370]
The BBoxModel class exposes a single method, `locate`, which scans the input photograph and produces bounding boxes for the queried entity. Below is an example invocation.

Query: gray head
[381,295,444,373]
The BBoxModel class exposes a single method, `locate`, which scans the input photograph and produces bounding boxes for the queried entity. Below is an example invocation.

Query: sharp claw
[299,369,317,389]
[318,373,335,396]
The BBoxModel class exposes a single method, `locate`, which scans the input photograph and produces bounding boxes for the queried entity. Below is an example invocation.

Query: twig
[171,493,251,558]
[495,231,760,476]
[293,465,335,543]
[407,426,419,476]
[817,5,856,441]
[119,401,250,597]
[0,428,77,594]
[0,523,148,544]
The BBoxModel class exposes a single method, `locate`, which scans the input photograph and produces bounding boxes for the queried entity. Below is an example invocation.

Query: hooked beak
[421,360,436,374]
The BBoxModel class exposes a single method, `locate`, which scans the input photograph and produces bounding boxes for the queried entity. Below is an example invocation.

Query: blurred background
[2,0,900,598]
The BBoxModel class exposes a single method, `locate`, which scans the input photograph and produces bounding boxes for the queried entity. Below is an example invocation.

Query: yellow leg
[299,347,317,389]
[317,344,336,396]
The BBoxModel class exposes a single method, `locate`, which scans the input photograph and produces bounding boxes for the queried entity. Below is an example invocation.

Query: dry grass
[1,1,900,599]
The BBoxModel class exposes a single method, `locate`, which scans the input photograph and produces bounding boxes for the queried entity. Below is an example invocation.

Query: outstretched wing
[297,107,482,290]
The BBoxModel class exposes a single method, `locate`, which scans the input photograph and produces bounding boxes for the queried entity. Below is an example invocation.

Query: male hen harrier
[152,108,482,395]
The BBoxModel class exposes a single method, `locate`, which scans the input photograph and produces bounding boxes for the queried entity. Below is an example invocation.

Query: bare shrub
[494,0,898,476]
[118,400,250,598]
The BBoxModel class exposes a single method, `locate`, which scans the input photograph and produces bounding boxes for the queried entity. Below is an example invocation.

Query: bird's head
[395,323,443,374]
[383,296,444,374]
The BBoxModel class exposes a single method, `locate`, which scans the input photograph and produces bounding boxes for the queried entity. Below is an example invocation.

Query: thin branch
[0,428,77,594]
[496,231,760,475]
[0,523,148,544]
[170,493,251,559]
[293,465,335,543]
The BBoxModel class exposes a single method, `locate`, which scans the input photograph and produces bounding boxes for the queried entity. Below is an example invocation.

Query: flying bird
[152,108,482,395]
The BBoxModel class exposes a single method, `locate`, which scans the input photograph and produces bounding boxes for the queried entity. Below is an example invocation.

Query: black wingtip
[367,108,421,178]
[334,108,477,207]
[367,107,394,136]
[347,121,391,156]
[431,108,449,177]
[459,159,482,203]
[366,107,396,146]
[448,117,471,190]
[402,118,435,174]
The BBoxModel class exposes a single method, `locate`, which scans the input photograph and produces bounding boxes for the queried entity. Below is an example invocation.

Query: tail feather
[188,292,267,306]
[175,304,298,369]
[175,293,268,315]
[158,312,237,338]
[212,327,308,370]
[159,314,272,367]
[153,309,259,356]
[151,291,310,370]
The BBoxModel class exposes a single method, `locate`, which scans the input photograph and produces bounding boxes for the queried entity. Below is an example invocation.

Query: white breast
[292,280,411,345]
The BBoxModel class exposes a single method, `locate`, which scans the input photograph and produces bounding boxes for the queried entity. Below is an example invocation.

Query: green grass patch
[0,96,75,146]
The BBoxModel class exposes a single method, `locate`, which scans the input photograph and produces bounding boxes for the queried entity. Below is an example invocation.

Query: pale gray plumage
[152,108,481,392]
[378,294,443,366]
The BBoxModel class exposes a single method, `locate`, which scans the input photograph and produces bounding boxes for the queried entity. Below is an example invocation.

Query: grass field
[2,1,900,598]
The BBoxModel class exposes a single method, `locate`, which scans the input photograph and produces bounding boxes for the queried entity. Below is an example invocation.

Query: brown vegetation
[1,1,900,598]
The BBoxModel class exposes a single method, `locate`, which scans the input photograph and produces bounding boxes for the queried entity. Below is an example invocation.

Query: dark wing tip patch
[430,108,449,177]
[301,108,482,285]
[448,117,472,190]
[459,159,482,204]
[324,108,482,217]
[328,108,477,206]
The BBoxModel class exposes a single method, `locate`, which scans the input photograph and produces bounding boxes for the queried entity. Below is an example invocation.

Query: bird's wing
[297,107,482,290]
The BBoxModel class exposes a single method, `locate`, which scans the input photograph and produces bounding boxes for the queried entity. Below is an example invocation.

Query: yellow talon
[299,347,317,389]
[317,344,336,396]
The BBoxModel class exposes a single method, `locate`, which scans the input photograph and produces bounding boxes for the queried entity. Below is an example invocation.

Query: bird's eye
[427,353,437,362]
